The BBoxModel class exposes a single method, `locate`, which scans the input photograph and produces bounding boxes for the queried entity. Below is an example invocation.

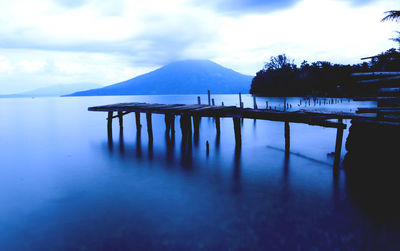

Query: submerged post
[165,114,171,135]
[146,113,153,141]
[284,122,290,154]
[135,112,141,131]
[107,111,113,134]
[239,93,243,108]
[118,112,123,129]
[170,115,175,136]
[284,97,287,112]
[334,118,344,168]
[253,96,257,109]
[233,117,241,145]
[215,116,221,135]
[197,96,201,105]
[208,90,211,105]
[212,98,215,106]
[193,115,200,136]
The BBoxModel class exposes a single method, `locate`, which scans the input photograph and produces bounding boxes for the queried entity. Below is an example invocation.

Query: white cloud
[0,56,14,73]
[19,59,47,73]
[0,0,398,93]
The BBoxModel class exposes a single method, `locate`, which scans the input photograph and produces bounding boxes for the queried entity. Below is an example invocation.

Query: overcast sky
[0,0,398,94]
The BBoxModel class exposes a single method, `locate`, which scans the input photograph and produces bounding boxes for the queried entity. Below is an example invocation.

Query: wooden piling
[284,97,287,112]
[221,101,224,106]
[212,98,215,106]
[187,114,192,137]
[334,118,344,168]
[253,96,257,109]
[233,117,241,145]
[197,96,201,105]
[180,115,186,139]
[170,115,175,136]
[165,114,171,135]
[215,116,221,135]
[193,116,200,136]
[107,111,113,133]
[284,122,290,154]
[208,90,211,105]
[118,111,123,129]
[146,113,153,141]
[135,112,141,131]
[239,93,243,108]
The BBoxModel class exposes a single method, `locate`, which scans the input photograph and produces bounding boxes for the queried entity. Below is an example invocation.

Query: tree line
[250,10,400,97]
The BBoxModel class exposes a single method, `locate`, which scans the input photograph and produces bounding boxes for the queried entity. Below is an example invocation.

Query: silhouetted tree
[264,54,296,70]
[382,10,400,22]
[382,10,400,48]
[250,50,400,97]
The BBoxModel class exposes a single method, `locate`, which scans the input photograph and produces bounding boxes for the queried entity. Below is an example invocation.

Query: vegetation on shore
[250,10,400,97]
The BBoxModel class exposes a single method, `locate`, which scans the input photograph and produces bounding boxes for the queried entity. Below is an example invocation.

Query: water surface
[1,95,399,250]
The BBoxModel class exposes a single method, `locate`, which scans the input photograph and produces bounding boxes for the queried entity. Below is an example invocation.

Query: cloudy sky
[0,0,398,94]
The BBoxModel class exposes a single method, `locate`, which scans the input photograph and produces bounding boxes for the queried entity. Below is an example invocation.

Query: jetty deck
[88,101,400,167]
[89,102,366,167]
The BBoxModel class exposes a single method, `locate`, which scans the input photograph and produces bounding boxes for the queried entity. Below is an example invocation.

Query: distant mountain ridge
[0,83,101,98]
[66,60,252,96]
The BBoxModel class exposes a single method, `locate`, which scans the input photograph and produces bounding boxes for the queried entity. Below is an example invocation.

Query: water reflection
[119,129,124,155]
[232,146,242,194]
[3,96,400,250]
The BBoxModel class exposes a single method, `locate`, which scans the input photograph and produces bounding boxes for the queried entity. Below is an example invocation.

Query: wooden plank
[357,107,400,113]
[351,72,400,77]
[356,76,400,84]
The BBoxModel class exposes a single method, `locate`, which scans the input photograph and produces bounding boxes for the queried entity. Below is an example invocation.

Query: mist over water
[1,95,399,250]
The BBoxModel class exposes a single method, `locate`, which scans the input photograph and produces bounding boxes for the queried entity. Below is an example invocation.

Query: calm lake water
[0,95,399,250]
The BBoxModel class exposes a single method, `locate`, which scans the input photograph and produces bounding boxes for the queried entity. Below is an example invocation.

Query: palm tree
[382,10,400,22]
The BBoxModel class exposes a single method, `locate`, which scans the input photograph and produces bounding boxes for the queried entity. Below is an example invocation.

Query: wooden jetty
[87,102,364,167]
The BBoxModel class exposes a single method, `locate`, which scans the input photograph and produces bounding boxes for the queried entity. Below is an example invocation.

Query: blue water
[0,95,399,250]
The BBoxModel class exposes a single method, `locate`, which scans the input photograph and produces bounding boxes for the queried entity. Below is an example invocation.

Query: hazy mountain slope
[0,83,101,97]
[67,60,252,96]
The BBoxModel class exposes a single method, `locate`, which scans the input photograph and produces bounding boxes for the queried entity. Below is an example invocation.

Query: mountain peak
[67,60,252,96]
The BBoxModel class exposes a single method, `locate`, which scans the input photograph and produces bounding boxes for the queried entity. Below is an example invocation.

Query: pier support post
[284,97,287,112]
[146,113,153,141]
[135,112,141,131]
[107,111,113,138]
[239,93,243,108]
[170,115,175,136]
[165,114,171,135]
[334,118,344,168]
[233,117,241,146]
[208,90,211,105]
[193,115,200,136]
[180,115,187,141]
[284,122,290,155]
[197,96,201,105]
[107,111,113,131]
[118,112,123,129]
[253,96,258,109]
[212,98,215,106]
[215,116,221,135]
[187,114,192,138]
